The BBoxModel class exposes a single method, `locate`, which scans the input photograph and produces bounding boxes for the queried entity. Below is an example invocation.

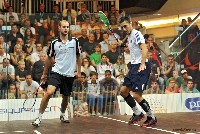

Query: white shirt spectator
[20,80,42,91]
[0,53,10,64]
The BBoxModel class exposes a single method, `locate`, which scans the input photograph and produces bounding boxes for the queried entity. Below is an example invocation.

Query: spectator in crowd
[107,29,120,42]
[146,36,161,67]
[81,16,91,30]
[179,19,188,47]
[30,43,43,65]
[0,58,15,96]
[97,53,114,81]
[32,51,46,83]
[109,14,117,25]
[15,60,28,85]
[100,70,119,115]
[7,84,17,99]
[18,14,27,27]
[72,72,88,100]
[187,17,199,36]
[94,26,103,43]
[2,1,10,13]
[90,44,102,68]
[20,19,35,36]
[113,56,128,77]
[82,33,97,58]
[77,3,90,24]
[166,70,183,88]
[106,41,119,64]
[7,15,15,26]
[49,4,62,38]
[183,79,199,93]
[99,32,111,54]
[108,5,116,22]
[38,20,52,46]
[7,24,23,51]
[144,79,162,94]
[23,28,34,45]
[0,43,10,64]
[62,2,77,24]
[10,44,25,68]
[78,28,88,48]
[115,73,124,86]
[162,54,180,81]
[5,6,19,22]
[19,73,43,99]
[147,51,164,91]
[0,18,5,35]
[87,71,103,115]
[34,3,48,25]
[165,78,181,94]
[81,57,96,79]
[180,69,193,89]
[26,35,37,55]
[78,3,90,16]
[74,93,89,117]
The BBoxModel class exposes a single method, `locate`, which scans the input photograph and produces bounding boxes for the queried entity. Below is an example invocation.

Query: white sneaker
[91,111,96,116]
[60,115,70,123]
[96,112,101,116]
[32,117,41,127]
[103,112,108,116]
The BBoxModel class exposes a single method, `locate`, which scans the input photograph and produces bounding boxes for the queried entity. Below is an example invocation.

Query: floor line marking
[13,131,26,133]
[34,130,41,134]
[99,116,180,134]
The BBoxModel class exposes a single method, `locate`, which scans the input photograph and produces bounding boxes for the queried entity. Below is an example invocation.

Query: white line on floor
[34,130,41,134]
[0,132,6,134]
[98,116,180,134]
[13,131,26,133]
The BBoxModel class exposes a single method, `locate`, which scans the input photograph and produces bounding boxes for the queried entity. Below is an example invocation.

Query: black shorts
[47,71,75,96]
[123,62,151,92]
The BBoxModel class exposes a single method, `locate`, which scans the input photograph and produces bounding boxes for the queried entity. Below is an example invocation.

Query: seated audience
[165,78,181,94]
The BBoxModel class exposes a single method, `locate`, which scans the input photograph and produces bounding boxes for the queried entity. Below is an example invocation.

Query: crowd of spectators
[0,2,199,116]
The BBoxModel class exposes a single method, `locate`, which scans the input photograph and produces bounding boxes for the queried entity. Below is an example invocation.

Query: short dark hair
[119,16,131,24]
[81,72,86,78]
[105,70,111,74]
[101,53,107,58]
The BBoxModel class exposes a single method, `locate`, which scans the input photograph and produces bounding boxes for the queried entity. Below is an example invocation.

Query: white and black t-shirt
[48,37,81,77]
[128,29,147,64]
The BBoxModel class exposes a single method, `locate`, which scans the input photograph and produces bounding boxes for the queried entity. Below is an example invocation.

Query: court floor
[0,112,199,134]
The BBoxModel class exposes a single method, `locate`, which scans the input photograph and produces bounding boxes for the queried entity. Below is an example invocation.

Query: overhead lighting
[153,13,162,16]
[139,14,199,28]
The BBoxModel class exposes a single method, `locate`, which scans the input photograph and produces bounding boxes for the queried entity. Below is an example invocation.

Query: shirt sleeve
[134,30,145,45]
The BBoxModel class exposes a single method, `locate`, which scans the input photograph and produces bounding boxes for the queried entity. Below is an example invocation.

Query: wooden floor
[0,112,199,134]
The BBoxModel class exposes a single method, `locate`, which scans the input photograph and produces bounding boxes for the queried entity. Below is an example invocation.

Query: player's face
[120,21,132,35]
[59,21,70,36]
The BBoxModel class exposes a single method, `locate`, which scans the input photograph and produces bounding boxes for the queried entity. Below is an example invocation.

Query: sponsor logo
[185,97,200,111]
[0,106,61,114]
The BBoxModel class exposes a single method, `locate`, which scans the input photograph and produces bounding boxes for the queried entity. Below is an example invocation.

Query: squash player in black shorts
[119,16,157,127]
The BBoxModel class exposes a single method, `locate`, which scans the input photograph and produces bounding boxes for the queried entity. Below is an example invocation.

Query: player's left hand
[138,63,146,72]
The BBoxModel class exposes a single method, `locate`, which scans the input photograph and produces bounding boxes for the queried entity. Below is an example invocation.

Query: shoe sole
[128,116,145,125]
[140,120,157,127]
[61,120,70,123]
[32,122,40,127]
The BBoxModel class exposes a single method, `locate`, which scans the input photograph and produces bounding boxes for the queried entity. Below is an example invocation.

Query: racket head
[23,93,37,111]
[98,11,112,30]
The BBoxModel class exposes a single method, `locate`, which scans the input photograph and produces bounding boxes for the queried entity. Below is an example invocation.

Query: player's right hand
[41,74,47,82]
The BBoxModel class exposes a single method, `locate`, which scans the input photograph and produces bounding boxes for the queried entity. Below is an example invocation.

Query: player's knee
[120,86,129,97]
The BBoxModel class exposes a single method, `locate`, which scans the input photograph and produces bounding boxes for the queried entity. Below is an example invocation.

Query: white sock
[132,106,142,115]
[60,112,65,116]
[38,113,43,120]
[146,110,155,119]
